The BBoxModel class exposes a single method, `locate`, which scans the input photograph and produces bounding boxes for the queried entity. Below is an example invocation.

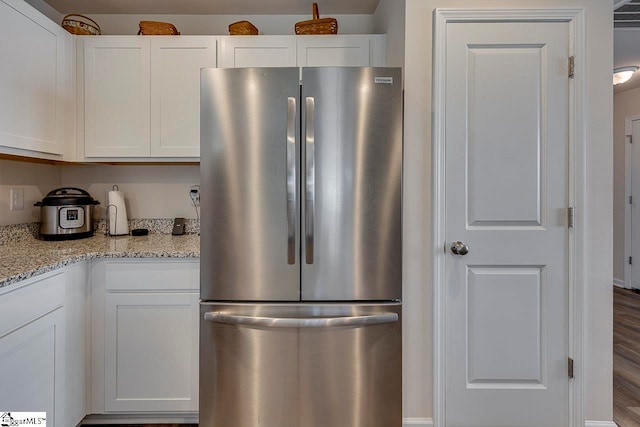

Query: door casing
[623,115,640,290]
[432,8,586,427]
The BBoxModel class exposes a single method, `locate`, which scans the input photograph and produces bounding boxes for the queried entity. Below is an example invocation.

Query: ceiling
[41,0,381,15]
[616,1,640,92]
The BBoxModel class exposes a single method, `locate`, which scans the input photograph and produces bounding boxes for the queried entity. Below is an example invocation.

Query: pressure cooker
[35,188,100,240]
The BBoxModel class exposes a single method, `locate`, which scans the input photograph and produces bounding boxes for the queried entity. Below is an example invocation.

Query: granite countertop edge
[0,234,200,290]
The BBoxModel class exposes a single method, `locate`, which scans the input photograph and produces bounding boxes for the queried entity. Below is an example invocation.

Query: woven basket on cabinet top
[229,20,259,35]
[138,21,180,35]
[295,3,338,35]
[61,14,101,35]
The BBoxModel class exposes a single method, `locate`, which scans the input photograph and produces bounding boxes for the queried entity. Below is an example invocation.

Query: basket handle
[313,2,319,19]
[62,14,101,33]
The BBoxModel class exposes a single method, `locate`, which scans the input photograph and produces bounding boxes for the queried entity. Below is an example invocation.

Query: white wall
[373,0,405,69]
[0,159,61,226]
[22,0,62,23]
[403,0,613,424]
[613,86,640,284]
[82,14,376,35]
[60,164,200,220]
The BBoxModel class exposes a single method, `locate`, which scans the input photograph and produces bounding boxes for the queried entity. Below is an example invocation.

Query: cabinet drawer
[0,271,65,337]
[104,260,199,291]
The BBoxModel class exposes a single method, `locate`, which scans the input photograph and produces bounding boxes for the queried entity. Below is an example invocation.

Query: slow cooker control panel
[59,206,85,229]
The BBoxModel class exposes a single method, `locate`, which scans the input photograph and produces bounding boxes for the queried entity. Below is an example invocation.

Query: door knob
[451,241,469,256]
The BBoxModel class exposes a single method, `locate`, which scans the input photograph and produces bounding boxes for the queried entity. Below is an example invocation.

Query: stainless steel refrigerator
[199,67,402,427]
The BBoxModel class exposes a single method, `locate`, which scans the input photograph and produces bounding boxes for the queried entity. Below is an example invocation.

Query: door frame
[432,9,586,427]
[623,115,640,289]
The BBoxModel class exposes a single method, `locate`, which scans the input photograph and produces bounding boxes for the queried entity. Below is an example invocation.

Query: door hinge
[630,135,634,144]
[631,195,634,205]
[568,56,575,79]
[568,207,574,228]
[568,358,574,379]
[630,257,633,265]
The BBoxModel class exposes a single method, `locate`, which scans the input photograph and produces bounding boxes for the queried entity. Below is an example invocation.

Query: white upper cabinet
[83,36,216,159]
[84,37,151,157]
[296,35,385,67]
[81,34,385,160]
[219,35,386,69]
[0,0,73,157]
[151,37,216,157]
[219,36,296,68]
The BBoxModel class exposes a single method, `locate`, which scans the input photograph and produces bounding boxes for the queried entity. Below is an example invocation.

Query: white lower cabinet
[0,259,200,424]
[104,292,199,412]
[90,259,200,415]
[0,272,67,427]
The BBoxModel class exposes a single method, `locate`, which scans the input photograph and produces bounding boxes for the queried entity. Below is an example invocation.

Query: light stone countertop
[0,234,200,289]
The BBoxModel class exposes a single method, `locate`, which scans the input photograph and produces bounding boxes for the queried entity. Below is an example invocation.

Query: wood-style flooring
[614,286,640,427]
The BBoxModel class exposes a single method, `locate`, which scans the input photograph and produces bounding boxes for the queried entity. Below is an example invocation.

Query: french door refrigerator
[200,67,403,427]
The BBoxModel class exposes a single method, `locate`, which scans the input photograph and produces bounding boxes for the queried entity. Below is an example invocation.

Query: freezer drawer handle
[286,96,297,265]
[204,312,398,328]
[305,97,315,264]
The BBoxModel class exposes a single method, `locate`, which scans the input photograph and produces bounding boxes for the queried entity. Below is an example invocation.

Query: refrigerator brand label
[374,77,393,84]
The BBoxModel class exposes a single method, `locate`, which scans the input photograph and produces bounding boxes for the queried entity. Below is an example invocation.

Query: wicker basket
[138,21,180,35]
[229,20,259,35]
[295,3,338,35]
[61,14,101,36]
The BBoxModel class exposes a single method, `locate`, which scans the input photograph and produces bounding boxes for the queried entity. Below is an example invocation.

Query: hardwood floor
[614,286,640,427]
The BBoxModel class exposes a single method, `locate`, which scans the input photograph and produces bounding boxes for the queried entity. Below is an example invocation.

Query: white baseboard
[404,418,434,427]
[585,421,618,427]
[613,278,626,288]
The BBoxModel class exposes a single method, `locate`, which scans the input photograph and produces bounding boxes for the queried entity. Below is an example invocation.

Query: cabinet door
[104,292,199,412]
[296,35,385,67]
[0,0,73,156]
[219,36,296,68]
[84,37,151,157]
[151,37,217,157]
[0,308,65,426]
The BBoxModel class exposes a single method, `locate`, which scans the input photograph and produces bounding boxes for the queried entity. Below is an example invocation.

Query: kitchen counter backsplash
[0,219,199,246]
[94,218,200,236]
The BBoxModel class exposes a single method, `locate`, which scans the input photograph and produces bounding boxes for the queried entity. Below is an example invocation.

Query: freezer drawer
[199,302,402,427]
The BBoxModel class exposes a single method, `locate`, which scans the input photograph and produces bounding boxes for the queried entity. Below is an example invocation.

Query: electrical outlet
[10,188,24,211]
[189,185,200,207]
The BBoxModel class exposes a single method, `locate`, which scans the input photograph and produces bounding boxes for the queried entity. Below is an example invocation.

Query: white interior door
[630,120,640,289]
[443,20,571,427]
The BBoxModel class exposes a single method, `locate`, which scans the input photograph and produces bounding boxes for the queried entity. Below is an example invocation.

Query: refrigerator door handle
[286,97,297,265]
[204,311,398,328]
[305,96,315,264]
